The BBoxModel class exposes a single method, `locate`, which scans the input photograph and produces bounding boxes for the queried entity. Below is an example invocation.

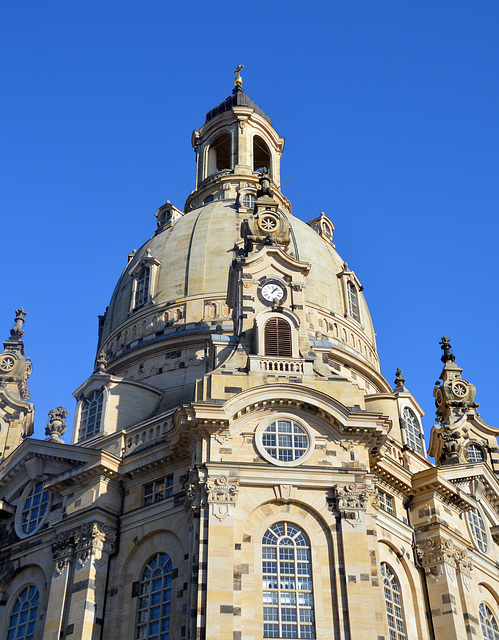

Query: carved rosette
[332,482,368,527]
[206,474,239,521]
[416,537,472,587]
[52,521,116,575]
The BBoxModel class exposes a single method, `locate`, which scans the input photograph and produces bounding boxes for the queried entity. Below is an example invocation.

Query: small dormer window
[243,194,256,208]
[134,266,150,310]
[347,281,360,323]
[129,251,161,314]
[79,390,103,440]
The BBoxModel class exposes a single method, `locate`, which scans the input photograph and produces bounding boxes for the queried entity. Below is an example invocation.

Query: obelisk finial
[234,64,244,87]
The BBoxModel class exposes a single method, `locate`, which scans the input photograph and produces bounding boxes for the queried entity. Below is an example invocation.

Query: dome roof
[99,200,377,365]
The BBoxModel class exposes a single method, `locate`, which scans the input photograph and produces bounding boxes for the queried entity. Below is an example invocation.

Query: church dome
[99,198,378,371]
[93,84,382,413]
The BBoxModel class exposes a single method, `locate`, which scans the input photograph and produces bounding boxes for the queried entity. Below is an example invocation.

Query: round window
[15,481,51,538]
[255,415,315,467]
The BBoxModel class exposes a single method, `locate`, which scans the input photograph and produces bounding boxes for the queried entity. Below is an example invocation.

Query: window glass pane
[21,484,50,535]
[262,421,309,463]
[79,390,104,441]
[381,563,406,640]
[8,586,39,640]
[468,508,488,553]
[135,553,173,640]
[402,408,424,455]
[262,522,315,638]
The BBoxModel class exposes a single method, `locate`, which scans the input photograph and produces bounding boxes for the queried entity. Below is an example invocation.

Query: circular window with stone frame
[15,480,51,539]
[255,414,315,467]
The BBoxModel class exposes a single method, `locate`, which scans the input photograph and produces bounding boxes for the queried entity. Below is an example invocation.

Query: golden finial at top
[234,65,244,87]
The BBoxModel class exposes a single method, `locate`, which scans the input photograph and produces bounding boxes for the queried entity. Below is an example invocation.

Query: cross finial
[234,65,244,87]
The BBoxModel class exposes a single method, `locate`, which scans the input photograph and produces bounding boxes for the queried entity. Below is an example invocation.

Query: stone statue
[440,336,455,363]
[440,425,461,465]
[10,308,27,338]
[257,167,273,198]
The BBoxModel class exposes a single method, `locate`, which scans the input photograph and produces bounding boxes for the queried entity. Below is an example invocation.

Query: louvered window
[264,318,292,357]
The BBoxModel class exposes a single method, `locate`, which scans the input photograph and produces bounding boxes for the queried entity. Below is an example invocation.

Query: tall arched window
[79,390,103,441]
[401,407,424,455]
[347,281,360,323]
[479,603,499,640]
[207,132,231,174]
[7,585,39,640]
[135,553,173,640]
[380,563,406,640]
[262,522,315,639]
[264,318,292,357]
[253,135,271,173]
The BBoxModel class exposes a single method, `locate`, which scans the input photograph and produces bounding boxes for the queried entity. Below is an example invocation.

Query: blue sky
[1,2,498,447]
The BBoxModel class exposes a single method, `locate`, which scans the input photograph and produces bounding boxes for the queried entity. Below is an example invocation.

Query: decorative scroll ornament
[332,482,368,527]
[206,475,239,521]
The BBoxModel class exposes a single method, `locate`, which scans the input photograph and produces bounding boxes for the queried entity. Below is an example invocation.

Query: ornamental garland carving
[206,474,239,521]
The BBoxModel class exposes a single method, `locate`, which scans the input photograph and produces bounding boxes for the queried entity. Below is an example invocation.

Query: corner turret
[429,337,499,470]
[0,309,34,459]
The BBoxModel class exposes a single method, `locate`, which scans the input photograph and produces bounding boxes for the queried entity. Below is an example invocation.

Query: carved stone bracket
[331,482,368,527]
[206,474,239,521]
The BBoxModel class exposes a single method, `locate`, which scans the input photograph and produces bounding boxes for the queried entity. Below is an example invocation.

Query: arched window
[401,408,424,455]
[7,585,39,640]
[79,390,103,440]
[380,563,406,640]
[253,135,271,173]
[467,508,488,552]
[135,553,173,640]
[479,603,499,640]
[134,266,151,310]
[262,522,315,639]
[467,443,485,463]
[207,132,231,174]
[347,281,360,323]
[264,318,292,357]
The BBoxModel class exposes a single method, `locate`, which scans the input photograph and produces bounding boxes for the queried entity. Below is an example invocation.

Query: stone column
[203,473,239,640]
[417,537,469,640]
[331,481,384,638]
[45,521,116,640]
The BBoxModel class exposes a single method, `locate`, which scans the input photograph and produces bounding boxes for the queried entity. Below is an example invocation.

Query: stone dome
[99,199,378,372]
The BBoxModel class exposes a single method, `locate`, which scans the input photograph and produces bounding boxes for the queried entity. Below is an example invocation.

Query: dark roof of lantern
[205,86,271,124]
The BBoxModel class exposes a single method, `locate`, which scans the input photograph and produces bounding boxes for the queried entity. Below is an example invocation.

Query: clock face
[259,280,287,306]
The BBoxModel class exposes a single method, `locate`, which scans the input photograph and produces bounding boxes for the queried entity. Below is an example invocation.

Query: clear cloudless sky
[1,2,498,451]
